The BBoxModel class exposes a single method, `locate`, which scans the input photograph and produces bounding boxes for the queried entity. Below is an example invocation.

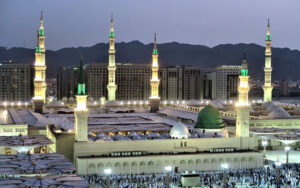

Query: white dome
[68,97,74,103]
[170,122,190,139]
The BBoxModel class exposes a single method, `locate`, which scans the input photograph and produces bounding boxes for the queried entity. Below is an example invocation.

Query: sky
[1,0,300,50]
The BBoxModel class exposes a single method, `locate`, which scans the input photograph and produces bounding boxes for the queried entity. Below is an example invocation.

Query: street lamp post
[284,146,291,164]
[17,102,21,109]
[262,140,268,159]
[3,102,7,110]
[164,165,172,188]
[221,163,229,186]
[104,168,112,188]
[275,160,282,187]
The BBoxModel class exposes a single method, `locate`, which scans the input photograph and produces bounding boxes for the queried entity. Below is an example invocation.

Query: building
[57,66,74,100]
[159,66,183,100]
[149,34,160,112]
[57,65,88,100]
[159,66,202,101]
[46,79,57,98]
[263,19,273,102]
[216,65,241,100]
[182,67,202,100]
[33,12,47,113]
[57,64,204,101]
[86,63,150,101]
[279,80,289,96]
[7,10,300,187]
[201,68,217,100]
[86,63,107,100]
[117,64,151,100]
[235,54,250,137]
[107,14,117,101]
[0,61,33,102]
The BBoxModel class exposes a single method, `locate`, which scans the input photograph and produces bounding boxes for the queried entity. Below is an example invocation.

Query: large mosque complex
[1,13,300,183]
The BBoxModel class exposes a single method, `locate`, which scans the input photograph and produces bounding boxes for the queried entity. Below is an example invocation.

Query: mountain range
[0,41,300,80]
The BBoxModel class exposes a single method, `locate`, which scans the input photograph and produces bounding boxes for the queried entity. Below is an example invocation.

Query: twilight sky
[1,0,299,50]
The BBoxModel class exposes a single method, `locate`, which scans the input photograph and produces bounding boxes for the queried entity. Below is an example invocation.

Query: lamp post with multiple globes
[284,145,291,164]
[104,168,112,188]
[262,140,268,159]
[275,160,282,187]
[221,163,229,186]
[164,165,172,188]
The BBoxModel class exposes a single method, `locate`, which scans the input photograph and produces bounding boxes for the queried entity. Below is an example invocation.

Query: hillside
[0,41,300,80]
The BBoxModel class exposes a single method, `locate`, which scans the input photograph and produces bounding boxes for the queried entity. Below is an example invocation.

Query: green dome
[195,105,224,129]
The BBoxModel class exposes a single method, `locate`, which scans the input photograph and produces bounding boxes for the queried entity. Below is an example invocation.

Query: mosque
[1,14,300,178]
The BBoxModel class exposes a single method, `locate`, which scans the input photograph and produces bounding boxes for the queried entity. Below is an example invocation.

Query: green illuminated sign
[241,69,248,76]
[77,84,86,95]
[39,29,44,36]
[36,46,41,53]
[78,84,81,94]
[109,31,115,38]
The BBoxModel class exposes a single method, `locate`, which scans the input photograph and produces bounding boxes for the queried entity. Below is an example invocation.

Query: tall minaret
[149,34,160,112]
[236,53,250,138]
[263,19,273,102]
[33,11,47,113]
[74,56,88,142]
[107,14,117,101]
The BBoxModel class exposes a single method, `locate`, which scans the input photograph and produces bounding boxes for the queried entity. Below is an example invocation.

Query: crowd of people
[82,161,300,188]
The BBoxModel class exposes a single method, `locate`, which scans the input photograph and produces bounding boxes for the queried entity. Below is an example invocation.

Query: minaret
[33,11,47,113]
[263,18,273,102]
[107,14,117,101]
[236,53,250,138]
[74,56,88,142]
[149,34,160,112]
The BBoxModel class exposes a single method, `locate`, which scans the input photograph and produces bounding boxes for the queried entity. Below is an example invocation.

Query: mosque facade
[1,14,299,180]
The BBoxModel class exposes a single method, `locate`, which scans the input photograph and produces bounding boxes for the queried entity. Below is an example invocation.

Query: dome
[170,122,190,139]
[61,97,68,103]
[195,105,224,129]
[68,97,74,103]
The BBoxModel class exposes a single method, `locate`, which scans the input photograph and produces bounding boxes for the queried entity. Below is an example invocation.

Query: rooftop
[0,175,89,187]
[47,113,176,132]
[0,135,53,147]
[251,127,300,142]
[0,109,50,127]
[0,153,76,175]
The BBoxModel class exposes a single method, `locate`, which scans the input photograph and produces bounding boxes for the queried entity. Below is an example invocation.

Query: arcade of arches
[77,152,263,175]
